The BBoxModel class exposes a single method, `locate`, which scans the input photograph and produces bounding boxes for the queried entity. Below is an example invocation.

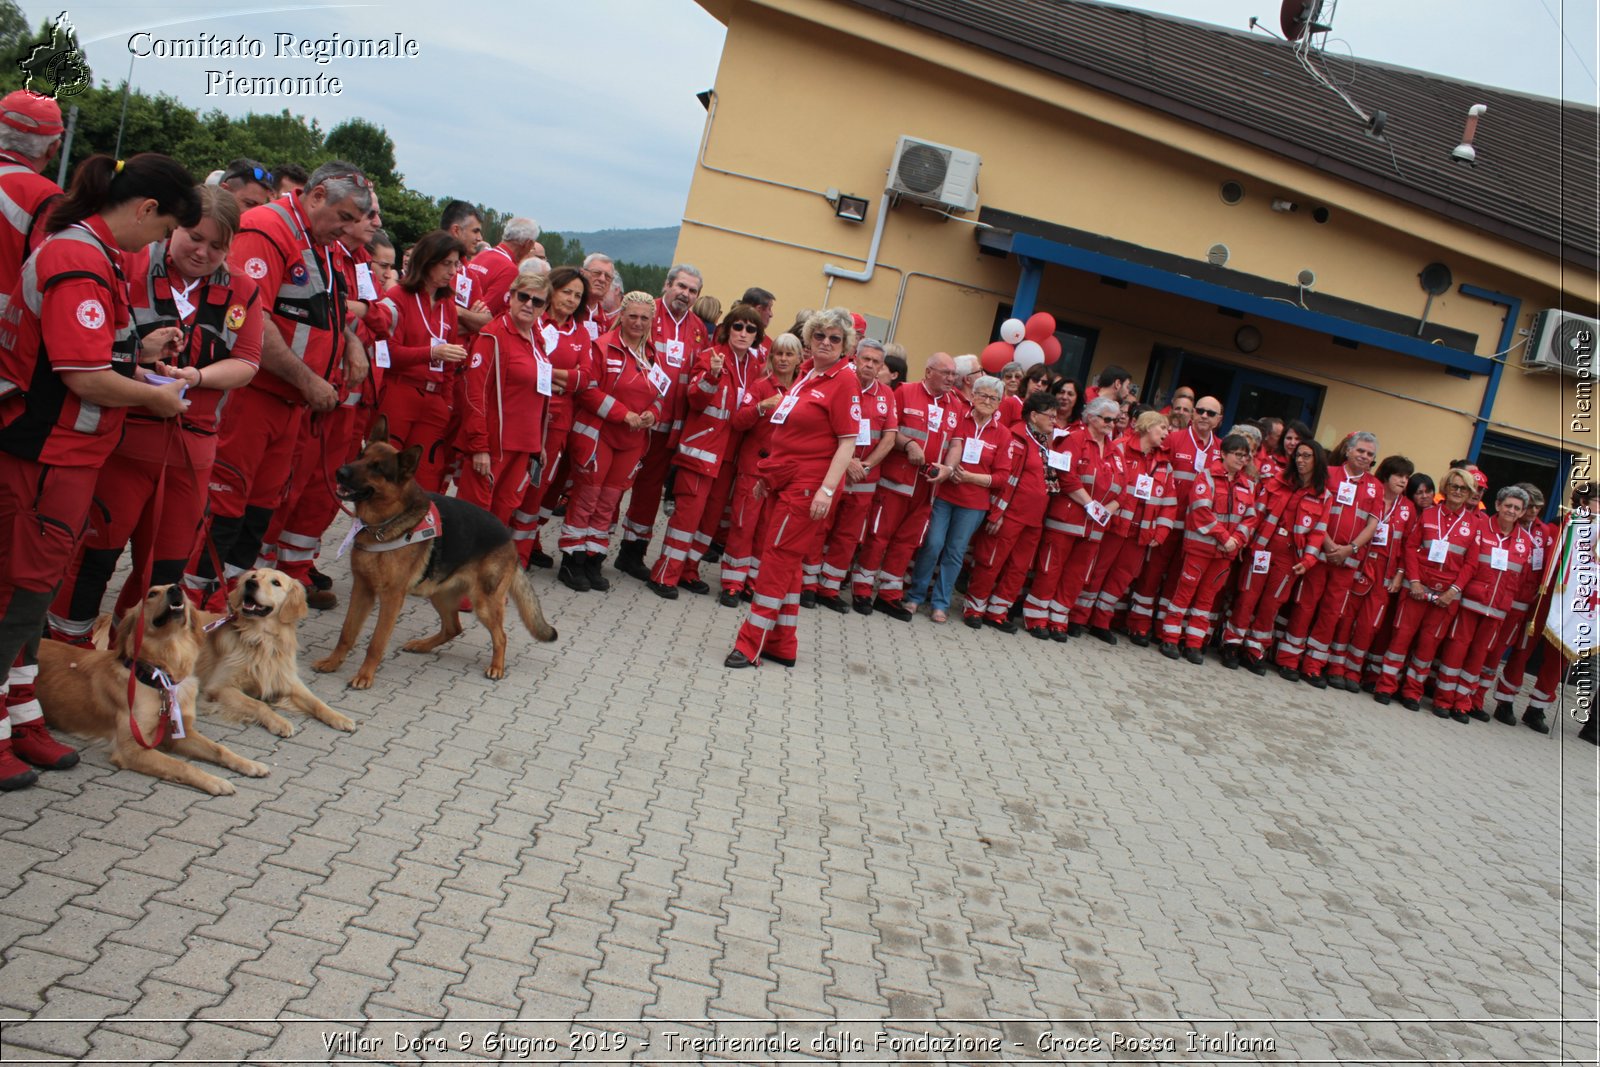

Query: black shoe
[647,580,679,600]
[679,578,710,595]
[1468,709,1491,722]
[818,594,848,614]
[766,653,797,668]
[1066,623,1086,638]
[1128,632,1151,648]
[1373,692,1392,706]
[702,542,724,564]
[1400,697,1421,712]
[963,613,982,629]
[1220,646,1240,670]
[1522,709,1551,735]
[1183,647,1204,665]
[584,553,611,592]
[1029,627,1051,641]
[1244,655,1268,676]
[799,590,817,609]
[724,650,755,669]
[1159,642,1180,660]
[308,566,333,591]
[852,595,873,616]
[739,588,753,603]
[1278,666,1301,683]
[525,549,555,570]
[1050,628,1070,642]
[1360,679,1377,693]
[1432,705,1451,718]
[1304,672,1328,690]
[874,597,912,622]
[718,589,739,608]
[306,588,339,611]
[1451,711,1471,724]
[558,552,590,592]
[615,540,651,581]
[1089,627,1118,646]
[1494,701,1517,726]
[990,618,1019,635]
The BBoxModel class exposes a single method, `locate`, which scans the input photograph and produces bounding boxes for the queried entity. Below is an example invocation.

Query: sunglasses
[512,291,547,307]
[1195,407,1220,417]
[230,165,274,185]
[813,334,845,346]
[728,322,759,333]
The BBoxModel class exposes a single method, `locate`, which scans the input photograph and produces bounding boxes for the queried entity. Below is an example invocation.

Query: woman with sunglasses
[454,273,553,522]
[1159,433,1258,664]
[509,266,590,568]
[649,304,766,599]
[377,229,468,492]
[1023,395,1119,638]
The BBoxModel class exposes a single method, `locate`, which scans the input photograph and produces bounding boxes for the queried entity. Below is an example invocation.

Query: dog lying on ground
[197,568,355,737]
[312,416,557,689]
[35,584,270,795]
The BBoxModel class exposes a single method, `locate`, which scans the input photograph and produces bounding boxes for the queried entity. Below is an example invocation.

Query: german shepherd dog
[312,416,557,689]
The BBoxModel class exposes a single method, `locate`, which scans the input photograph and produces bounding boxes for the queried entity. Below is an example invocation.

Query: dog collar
[202,613,234,634]
[346,503,442,555]
[119,657,186,748]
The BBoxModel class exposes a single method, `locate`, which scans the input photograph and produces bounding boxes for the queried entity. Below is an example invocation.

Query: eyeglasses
[728,322,759,333]
[1195,407,1220,417]
[974,393,1001,402]
[512,291,547,307]
[813,334,844,346]
[1227,450,1251,458]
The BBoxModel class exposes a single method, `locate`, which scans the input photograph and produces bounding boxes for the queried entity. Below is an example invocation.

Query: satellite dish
[1418,263,1453,295]
[1280,0,1329,41]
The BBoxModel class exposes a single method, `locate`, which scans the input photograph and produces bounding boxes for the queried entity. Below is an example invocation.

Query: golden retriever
[35,584,269,795]
[197,568,355,737]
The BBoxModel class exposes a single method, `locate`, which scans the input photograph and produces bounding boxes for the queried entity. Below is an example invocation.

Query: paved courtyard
[0,515,1596,1064]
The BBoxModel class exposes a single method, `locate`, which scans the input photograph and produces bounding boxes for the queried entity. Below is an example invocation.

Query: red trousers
[1223,552,1298,659]
[1081,534,1148,629]
[620,430,673,547]
[732,484,825,662]
[1435,609,1513,711]
[1329,588,1397,683]
[0,456,100,678]
[1060,532,1111,626]
[456,449,534,525]
[851,486,931,602]
[377,379,452,492]
[1494,625,1567,711]
[208,387,303,520]
[1023,527,1077,632]
[815,485,877,596]
[721,471,772,593]
[510,418,572,564]
[559,432,647,555]
[964,520,1041,620]
[1376,596,1459,699]
[51,423,213,633]
[1126,531,1181,637]
[262,403,364,584]
[650,464,734,587]
[1279,563,1359,676]
[1161,551,1233,648]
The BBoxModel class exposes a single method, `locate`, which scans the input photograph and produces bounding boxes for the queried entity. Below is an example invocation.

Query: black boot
[1220,645,1240,670]
[585,552,611,592]
[1522,708,1551,735]
[558,552,590,592]
[614,540,650,581]
[1493,700,1518,726]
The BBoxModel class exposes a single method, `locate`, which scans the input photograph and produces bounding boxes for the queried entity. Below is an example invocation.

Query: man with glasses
[186,161,373,608]
[580,254,617,340]
[1127,394,1222,644]
[850,352,960,619]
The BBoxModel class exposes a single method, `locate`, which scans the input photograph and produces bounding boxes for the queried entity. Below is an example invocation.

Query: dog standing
[198,568,355,737]
[35,584,270,795]
[313,416,557,689]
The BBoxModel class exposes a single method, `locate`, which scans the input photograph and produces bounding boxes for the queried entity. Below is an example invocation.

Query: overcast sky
[41,0,1600,232]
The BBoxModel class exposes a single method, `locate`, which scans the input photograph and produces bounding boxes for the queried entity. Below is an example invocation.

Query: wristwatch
[819,486,835,497]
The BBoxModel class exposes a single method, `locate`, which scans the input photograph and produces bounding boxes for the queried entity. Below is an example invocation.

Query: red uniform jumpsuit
[463,243,520,319]
[1434,520,1538,713]
[731,361,860,663]
[964,421,1050,623]
[651,343,764,590]
[619,300,708,551]
[377,282,461,492]
[189,192,350,598]
[1161,466,1256,649]
[50,242,264,634]
[454,313,550,521]
[812,378,897,598]
[510,312,593,564]
[1058,434,1131,628]
[0,216,139,766]
[1329,493,1416,687]
[559,329,665,557]
[1491,516,1573,717]
[1076,436,1175,629]
[1376,503,1482,700]
[1280,465,1380,678]
[1025,426,1118,634]
[850,381,959,604]
[1128,426,1218,637]
[1222,476,1326,662]
[719,376,784,595]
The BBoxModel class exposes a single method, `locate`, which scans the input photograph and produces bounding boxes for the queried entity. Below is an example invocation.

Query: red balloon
[1042,336,1062,361]
[1025,311,1057,342]
[980,340,1014,374]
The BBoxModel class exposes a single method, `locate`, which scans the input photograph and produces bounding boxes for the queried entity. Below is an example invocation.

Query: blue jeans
[906,498,987,612]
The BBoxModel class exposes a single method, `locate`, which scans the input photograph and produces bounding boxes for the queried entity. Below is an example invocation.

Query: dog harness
[119,657,186,748]
[339,502,441,558]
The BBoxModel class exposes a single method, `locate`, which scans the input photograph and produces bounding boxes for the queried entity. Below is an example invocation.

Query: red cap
[0,91,63,138]
[1470,467,1488,490]
[851,313,867,337]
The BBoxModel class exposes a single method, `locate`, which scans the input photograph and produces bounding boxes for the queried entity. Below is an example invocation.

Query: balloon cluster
[981,312,1060,374]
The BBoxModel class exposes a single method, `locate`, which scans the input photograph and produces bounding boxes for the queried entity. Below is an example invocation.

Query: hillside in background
[561,227,680,268]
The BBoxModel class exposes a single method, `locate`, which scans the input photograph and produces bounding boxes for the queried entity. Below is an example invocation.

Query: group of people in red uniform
[0,87,1587,791]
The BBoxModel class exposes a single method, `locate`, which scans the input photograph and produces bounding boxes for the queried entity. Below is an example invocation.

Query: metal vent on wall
[1208,243,1229,266]
[896,143,950,194]
[1219,181,1245,205]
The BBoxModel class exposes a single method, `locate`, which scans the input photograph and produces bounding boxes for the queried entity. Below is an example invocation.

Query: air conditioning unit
[889,135,980,213]
[1525,309,1598,374]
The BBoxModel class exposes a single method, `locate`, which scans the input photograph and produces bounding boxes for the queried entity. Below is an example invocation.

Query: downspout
[1458,283,1522,462]
[823,186,892,284]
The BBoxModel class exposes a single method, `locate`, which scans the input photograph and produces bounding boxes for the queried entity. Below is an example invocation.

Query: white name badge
[1490,546,1510,571]
[536,359,553,397]
[374,340,390,369]
[1086,500,1109,526]
[1337,480,1357,506]
[583,320,599,341]
[171,288,196,322]
[453,270,472,308]
[740,389,752,406]
[1134,473,1154,500]
[1427,539,1449,564]
[770,393,800,424]
[1372,522,1389,547]
[926,404,942,429]
[429,335,448,372]
[542,324,559,352]
[646,362,671,397]
[856,418,872,446]
[1252,549,1271,575]
[962,437,985,465]
[1532,547,1545,570]
[355,262,378,301]
[1052,427,1068,440]
[1047,450,1073,472]
[665,340,685,368]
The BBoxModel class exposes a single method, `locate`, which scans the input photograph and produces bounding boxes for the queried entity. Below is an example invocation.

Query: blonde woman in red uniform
[719,333,801,605]
[377,229,467,491]
[725,309,860,668]
[557,292,664,592]
[455,272,552,522]
[1073,409,1174,642]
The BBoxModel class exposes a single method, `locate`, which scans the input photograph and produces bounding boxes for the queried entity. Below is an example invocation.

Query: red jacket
[939,412,1014,511]
[1355,494,1416,596]
[990,421,1051,529]
[383,283,462,390]
[651,299,710,441]
[0,151,59,281]
[1403,503,1480,592]
[1044,426,1120,540]
[1460,520,1539,620]
[1107,436,1175,546]
[537,314,594,435]
[1162,426,1221,510]
[732,374,784,476]
[456,313,548,456]
[463,244,520,318]
[1248,475,1329,568]
[674,343,763,477]
[757,358,860,490]
[878,381,959,498]
[1182,467,1256,559]
[845,378,898,499]
[1318,465,1382,568]
[570,329,666,464]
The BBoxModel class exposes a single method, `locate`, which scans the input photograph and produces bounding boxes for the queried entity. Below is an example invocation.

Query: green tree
[324,118,397,184]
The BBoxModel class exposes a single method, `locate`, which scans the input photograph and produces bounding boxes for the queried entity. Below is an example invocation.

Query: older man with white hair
[465,216,539,320]
[580,253,617,339]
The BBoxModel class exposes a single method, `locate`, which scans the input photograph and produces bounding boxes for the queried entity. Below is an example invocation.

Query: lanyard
[623,335,653,377]
[285,195,336,290]
[1187,427,1212,471]
[729,348,753,397]
[414,293,447,340]
[971,413,996,440]
[1432,506,1472,545]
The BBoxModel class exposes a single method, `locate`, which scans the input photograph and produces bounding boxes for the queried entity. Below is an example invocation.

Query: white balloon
[999,318,1026,345]
[1014,339,1045,368]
